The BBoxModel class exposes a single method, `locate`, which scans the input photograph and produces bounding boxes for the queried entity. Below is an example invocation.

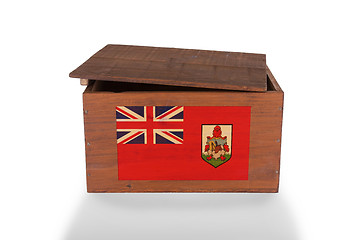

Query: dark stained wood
[70,44,267,92]
[82,68,283,192]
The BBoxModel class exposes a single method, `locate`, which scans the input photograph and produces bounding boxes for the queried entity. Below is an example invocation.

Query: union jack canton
[116,106,184,144]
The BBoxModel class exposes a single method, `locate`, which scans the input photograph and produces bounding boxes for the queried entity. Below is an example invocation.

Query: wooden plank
[80,78,88,86]
[70,44,267,92]
[266,65,283,92]
[82,73,283,192]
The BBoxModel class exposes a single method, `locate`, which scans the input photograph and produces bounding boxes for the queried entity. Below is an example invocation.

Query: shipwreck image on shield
[201,124,233,168]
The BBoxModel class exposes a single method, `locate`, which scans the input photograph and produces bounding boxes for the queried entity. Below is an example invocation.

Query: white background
[1,1,359,239]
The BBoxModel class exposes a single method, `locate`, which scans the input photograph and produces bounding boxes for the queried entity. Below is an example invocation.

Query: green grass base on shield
[201,153,231,167]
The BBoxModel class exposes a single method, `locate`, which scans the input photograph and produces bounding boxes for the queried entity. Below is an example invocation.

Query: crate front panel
[83,91,283,192]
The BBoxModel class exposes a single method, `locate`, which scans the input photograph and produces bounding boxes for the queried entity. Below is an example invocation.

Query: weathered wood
[82,70,283,192]
[80,78,88,86]
[70,44,267,92]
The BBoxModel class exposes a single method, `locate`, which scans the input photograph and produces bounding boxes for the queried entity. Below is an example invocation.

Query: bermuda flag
[116,106,251,180]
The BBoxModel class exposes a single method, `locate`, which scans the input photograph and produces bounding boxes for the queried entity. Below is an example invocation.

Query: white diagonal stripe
[117,129,146,144]
[154,129,183,144]
[154,107,183,122]
[116,106,145,121]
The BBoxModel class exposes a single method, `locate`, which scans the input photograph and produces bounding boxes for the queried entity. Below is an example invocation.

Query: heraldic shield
[201,124,233,168]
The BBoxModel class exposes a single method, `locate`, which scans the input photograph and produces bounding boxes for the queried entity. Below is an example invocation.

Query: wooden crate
[70,45,284,193]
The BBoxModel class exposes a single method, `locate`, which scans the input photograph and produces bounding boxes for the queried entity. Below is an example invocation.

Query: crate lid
[69,44,267,91]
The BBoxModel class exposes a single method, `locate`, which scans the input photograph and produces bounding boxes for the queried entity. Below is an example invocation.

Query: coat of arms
[201,124,232,168]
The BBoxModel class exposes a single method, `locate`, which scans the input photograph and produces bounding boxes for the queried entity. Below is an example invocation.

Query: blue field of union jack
[116,106,184,144]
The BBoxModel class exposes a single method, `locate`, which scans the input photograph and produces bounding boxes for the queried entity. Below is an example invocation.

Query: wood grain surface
[81,66,283,192]
[70,44,267,92]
